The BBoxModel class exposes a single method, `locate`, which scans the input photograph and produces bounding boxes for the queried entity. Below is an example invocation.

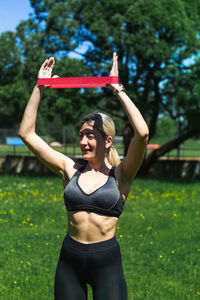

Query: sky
[0,0,84,58]
[0,0,34,33]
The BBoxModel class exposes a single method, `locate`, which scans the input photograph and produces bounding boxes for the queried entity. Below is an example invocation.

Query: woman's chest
[78,172,109,195]
[64,174,120,210]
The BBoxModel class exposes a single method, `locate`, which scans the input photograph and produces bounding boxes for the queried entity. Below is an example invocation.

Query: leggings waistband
[63,234,118,252]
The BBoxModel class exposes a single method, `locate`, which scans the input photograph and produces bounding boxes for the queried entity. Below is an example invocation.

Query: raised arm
[18,57,76,181]
[109,53,149,184]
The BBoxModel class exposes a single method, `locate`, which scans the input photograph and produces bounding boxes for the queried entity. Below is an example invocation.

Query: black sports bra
[63,166,124,218]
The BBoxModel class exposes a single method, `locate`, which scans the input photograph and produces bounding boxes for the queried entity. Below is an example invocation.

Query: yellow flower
[119,234,123,238]
[140,213,145,219]
[139,234,143,238]
[45,242,48,246]
[57,235,60,238]
[159,255,163,259]
[10,249,14,253]
[171,250,175,254]
[147,226,152,230]
[20,260,24,264]
[14,281,17,284]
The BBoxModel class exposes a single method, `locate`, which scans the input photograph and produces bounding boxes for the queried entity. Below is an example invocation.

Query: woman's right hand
[37,57,59,89]
[38,57,55,79]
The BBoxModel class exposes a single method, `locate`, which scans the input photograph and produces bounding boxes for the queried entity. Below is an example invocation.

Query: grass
[0,174,200,299]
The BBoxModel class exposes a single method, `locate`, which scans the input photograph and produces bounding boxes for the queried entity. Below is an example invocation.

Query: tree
[140,58,200,174]
[0,31,28,128]
[15,18,103,140]
[2,0,200,170]
[28,0,200,171]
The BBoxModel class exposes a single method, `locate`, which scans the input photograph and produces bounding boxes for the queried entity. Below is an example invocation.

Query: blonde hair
[81,112,121,167]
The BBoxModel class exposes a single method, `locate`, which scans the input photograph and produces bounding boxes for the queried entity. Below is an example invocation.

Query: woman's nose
[80,135,88,145]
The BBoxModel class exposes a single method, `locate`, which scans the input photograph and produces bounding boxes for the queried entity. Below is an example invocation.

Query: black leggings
[54,234,127,300]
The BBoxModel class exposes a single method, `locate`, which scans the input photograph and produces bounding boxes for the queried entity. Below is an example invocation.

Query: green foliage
[163,58,200,133]
[155,116,177,138]
[0,83,28,128]
[29,0,200,140]
[0,31,21,84]
[0,32,29,127]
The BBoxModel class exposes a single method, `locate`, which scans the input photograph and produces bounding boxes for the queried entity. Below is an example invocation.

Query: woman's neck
[87,158,111,173]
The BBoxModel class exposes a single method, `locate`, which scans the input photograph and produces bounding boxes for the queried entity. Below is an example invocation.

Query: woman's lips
[82,149,91,154]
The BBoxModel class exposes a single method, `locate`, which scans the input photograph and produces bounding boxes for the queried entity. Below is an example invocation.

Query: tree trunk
[139,129,198,175]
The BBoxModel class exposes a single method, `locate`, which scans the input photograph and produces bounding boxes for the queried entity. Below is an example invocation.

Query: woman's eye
[88,135,94,140]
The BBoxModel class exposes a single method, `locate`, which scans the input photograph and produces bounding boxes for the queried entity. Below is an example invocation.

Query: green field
[0,174,200,299]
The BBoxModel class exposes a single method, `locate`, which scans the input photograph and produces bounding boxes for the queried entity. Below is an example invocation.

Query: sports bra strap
[78,164,87,173]
[109,167,116,177]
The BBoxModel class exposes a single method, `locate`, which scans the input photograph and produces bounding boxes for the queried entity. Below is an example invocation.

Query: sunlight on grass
[0,175,199,299]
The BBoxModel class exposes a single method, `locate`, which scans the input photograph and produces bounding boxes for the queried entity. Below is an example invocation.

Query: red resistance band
[36,76,119,88]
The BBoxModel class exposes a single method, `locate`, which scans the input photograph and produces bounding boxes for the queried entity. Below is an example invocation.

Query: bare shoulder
[62,157,84,185]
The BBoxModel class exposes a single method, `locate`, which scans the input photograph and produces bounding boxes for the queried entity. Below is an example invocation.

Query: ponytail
[107,145,121,167]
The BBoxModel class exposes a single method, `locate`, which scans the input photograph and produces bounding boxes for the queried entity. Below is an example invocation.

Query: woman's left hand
[109,52,120,90]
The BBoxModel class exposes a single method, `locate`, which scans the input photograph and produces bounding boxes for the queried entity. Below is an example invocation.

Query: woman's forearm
[116,90,149,138]
[18,85,45,139]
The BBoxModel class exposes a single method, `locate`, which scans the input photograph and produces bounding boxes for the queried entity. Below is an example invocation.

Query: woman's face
[79,122,107,161]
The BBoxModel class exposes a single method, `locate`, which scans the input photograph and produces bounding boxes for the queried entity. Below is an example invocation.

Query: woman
[18,52,149,300]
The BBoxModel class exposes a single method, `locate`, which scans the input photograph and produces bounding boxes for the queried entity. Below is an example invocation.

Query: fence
[0,128,199,158]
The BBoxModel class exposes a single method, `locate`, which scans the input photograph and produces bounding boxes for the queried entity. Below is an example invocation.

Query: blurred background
[0,2,200,300]
[0,0,200,177]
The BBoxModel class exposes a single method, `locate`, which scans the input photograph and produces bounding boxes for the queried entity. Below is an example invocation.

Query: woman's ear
[105,136,113,149]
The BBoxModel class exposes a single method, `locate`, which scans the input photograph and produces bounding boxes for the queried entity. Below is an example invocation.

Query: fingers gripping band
[36,76,119,88]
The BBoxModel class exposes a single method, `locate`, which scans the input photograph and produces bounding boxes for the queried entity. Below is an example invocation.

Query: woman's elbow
[18,130,25,142]
[138,129,149,141]
[18,125,25,139]
[18,127,31,142]
[18,128,23,138]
